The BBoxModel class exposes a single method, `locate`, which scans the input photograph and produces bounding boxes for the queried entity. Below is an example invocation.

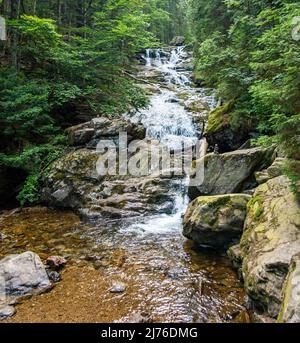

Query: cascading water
[1,46,247,323]
[124,46,213,232]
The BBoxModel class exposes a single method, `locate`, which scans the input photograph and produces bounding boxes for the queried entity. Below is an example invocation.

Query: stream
[0,46,248,323]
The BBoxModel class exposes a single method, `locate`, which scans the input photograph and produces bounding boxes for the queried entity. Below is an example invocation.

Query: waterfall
[145,49,150,67]
[123,46,214,233]
[144,46,191,86]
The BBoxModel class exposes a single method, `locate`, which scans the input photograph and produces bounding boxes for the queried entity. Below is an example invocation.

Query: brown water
[0,207,248,323]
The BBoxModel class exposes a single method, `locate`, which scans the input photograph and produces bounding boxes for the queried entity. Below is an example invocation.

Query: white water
[145,46,191,86]
[127,89,198,150]
[124,47,213,235]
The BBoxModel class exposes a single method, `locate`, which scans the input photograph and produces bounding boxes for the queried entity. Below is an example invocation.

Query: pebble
[46,256,67,270]
[109,283,127,293]
[0,305,16,319]
[47,271,61,283]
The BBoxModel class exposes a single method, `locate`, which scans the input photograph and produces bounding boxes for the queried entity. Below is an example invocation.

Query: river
[0,46,248,323]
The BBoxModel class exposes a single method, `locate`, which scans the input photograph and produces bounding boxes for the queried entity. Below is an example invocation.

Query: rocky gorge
[0,44,299,323]
[184,144,300,322]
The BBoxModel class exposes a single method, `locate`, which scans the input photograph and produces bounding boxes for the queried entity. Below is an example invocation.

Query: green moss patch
[248,195,265,220]
[206,101,233,134]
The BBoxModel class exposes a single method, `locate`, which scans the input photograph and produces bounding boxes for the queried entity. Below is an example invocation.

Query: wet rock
[137,68,165,83]
[234,176,300,320]
[230,310,251,323]
[0,252,51,296]
[125,311,154,323]
[251,312,276,323]
[188,147,275,199]
[138,83,161,95]
[227,244,243,278]
[47,271,61,283]
[166,96,180,103]
[73,128,95,146]
[184,99,209,113]
[278,253,300,323]
[0,305,16,319]
[183,194,251,249]
[109,283,127,293]
[170,36,185,46]
[46,256,67,270]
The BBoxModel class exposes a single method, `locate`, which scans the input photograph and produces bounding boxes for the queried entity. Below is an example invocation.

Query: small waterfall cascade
[127,46,217,151]
[144,46,191,86]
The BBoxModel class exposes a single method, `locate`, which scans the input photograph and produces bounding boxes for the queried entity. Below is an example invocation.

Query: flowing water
[0,47,248,323]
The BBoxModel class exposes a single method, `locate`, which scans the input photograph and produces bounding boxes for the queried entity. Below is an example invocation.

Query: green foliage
[17,174,40,206]
[0,0,184,206]
[192,0,300,156]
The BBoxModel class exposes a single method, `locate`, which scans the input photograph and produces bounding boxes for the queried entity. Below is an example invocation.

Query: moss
[51,171,67,182]
[206,101,233,134]
[248,195,264,220]
[176,92,190,101]
[197,194,231,208]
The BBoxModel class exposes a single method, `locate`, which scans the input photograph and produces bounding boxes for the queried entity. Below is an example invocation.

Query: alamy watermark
[0,16,6,41]
[95,132,206,186]
[292,16,300,41]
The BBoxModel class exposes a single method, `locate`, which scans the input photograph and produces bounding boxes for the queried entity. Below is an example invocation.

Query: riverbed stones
[230,176,300,319]
[183,194,251,248]
[188,147,275,199]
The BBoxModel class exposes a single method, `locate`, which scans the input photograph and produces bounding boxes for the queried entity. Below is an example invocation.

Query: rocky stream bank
[0,44,299,323]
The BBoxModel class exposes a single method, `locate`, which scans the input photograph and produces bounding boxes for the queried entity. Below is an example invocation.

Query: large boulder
[183,194,251,249]
[230,176,300,319]
[278,253,300,323]
[204,103,250,153]
[0,251,50,297]
[188,147,275,199]
[67,117,146,147]
[42,141,184,219]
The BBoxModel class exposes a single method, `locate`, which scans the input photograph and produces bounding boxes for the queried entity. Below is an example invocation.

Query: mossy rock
[183,194,251,249]
[206,102,232,134]
[205,101,251,153]
[238,176,300,320]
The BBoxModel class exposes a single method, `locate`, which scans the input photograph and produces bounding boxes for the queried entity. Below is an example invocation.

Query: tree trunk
[57,0,62,25]
[11,0,20,71]
[32,0,36,15]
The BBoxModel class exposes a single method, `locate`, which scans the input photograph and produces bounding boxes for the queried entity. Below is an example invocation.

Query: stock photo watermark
[0,16,6,41]
[95,132,206,186]
[292,16,300,41]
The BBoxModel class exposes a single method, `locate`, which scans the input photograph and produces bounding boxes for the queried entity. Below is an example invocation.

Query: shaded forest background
[0,0,299,207]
